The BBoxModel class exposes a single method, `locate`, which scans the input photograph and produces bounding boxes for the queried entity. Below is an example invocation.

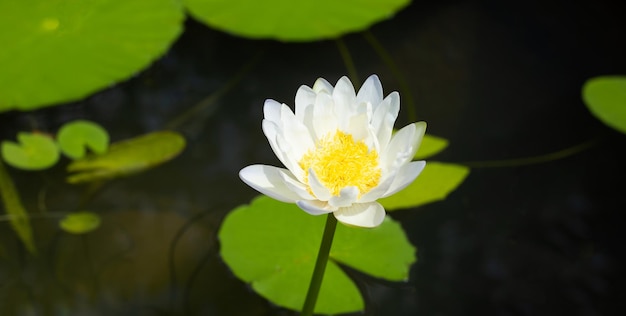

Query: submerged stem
[363,30,417,122]
[301,214,338,316]
[459,138,598,168]
[335,38,360,85]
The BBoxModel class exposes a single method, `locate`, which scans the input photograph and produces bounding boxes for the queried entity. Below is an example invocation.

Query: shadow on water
[1,0,626,315]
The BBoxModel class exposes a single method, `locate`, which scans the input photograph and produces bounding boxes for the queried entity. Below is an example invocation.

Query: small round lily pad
[1,132,60,170]
[59,212,101,234]
[582,76,626,134]
[57,120,110,159]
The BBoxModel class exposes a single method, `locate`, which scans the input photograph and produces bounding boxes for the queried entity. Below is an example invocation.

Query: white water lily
[240,75,426,228]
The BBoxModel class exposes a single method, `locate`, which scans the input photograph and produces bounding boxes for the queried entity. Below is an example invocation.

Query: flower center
[299,130,381,197]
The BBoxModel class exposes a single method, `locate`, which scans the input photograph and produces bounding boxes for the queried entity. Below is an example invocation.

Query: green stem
[335,38,360,85]
[301,214,338,316]
[459,138,598,168]
[363,30,417,122]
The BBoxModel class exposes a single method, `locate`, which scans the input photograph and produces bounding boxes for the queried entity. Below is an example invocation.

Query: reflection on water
[1,1,625,315]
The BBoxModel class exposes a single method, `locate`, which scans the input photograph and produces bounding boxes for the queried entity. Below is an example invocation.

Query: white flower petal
[371,92,400,151]
[328,186,359,208]
[356,74,383,106]
[382,160,426,197]
[358,171,397,203]
[297,200,335,215]
[279,104,314,160]
[312,92,338,139]
[263,99,282,123]
[313,78,334,94]
[263,120,306,181]
[239,165,302,202]
[262,120,288,167]
[345,111,371,143]
[382,122,426,172]
[275,132,306,181]
[332,76,357,119]
[333,202,386,228]
[279,171,314,200]
[295,85,316,121]
[308,169,332,201]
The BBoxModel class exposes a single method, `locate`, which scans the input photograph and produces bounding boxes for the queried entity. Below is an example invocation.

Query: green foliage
[1,132,59,170]
[57,120,110,159]
[379,162,470,211]
[582,75,626,134]
[376,133,469,211]
[0,160,36,254]
[66,131,186,184]
[414,134,449,159]
[0,0,184,112]
[59,212,101,234]
[184,0,411,42]
[219,196,416,314]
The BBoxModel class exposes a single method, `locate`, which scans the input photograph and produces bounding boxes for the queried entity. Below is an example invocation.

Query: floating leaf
[184,0,411,42]
[219,195,416,314]
[414,134,449,159]
[66,131,186,184]
[0,160,36,254]
[1,132,59,170]
[380,162,470,211]
[57,120,110,159]
[582,76,626,134]
[0,0,184,112]
[59,212,101,234]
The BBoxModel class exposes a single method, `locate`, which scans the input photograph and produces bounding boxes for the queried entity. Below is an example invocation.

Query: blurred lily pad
[0,160,37,254]
[219,195,416,314]
[66,131,186,184]
[184,0,411,41]
[380,162,469,211]
[582,76,626,134]
[0,0,184,112]
[1,132,59,170]
[57,120,110,159]
[414,134,449,159]
[59,212,101,234]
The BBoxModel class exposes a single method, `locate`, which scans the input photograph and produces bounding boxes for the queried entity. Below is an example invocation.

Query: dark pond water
[1,0,625,315]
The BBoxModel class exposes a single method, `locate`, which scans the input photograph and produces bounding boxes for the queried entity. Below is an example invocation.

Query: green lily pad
[219,195,416,314]
[380,162,470,211]
[184,0,411,42]
[0,0,184,112]
[1,132,59,170]
[57,120,110,159]
[582,76,626,134]
[414,134,449,159]
[0,160,36,254]
[59,212,101,234]
[66,131,186,184]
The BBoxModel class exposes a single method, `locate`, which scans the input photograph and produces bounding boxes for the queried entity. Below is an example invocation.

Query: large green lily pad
[582,76,626,134]
[219,196,416,314]
[0,0,184,112]
[184,0,411,41]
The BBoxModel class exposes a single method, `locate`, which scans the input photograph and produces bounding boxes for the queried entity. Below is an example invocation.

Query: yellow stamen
[299,130,381,196]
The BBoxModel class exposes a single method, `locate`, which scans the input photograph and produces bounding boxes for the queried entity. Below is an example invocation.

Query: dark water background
[1,0,625,315]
